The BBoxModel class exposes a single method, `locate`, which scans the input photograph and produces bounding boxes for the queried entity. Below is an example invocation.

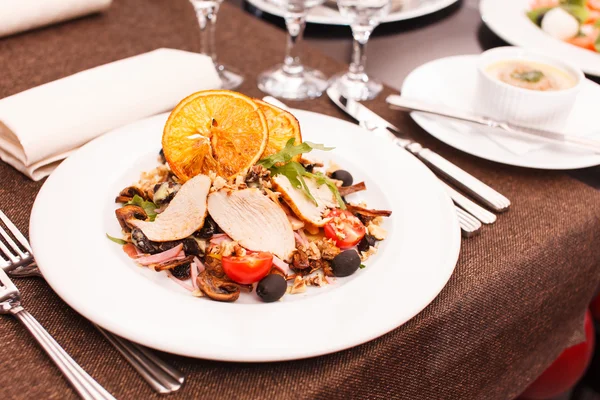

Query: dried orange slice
[254,99,302,159]
[162,90,269,181]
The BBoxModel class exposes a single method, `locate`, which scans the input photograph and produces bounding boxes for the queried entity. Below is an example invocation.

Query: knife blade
[327,87,510,212]
[386,95,600,154]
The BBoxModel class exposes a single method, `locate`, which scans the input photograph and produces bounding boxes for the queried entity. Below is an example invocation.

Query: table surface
[1,1,600,399]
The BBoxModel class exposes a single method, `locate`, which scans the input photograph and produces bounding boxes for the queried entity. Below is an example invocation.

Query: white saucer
[401,55,600,170]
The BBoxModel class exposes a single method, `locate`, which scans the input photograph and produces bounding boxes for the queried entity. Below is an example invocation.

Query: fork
[0,264,116,399]
[0,210,185,394]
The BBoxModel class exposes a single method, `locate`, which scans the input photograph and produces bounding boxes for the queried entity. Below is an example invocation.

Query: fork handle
[405,143,511,212]
[13,309,115,400]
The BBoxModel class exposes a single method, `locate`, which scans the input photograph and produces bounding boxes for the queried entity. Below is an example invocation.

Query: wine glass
[329,0,391,100]
[190,0,243,90]
[257,0,328,100]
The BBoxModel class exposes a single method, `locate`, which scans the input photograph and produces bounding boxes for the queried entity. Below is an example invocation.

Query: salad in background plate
[527,0,600,52]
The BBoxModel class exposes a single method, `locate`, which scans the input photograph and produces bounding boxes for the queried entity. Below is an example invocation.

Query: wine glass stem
[283,11,307,76]
[208,3,221,66]
[194,5,218,65]
[348,28,372,82]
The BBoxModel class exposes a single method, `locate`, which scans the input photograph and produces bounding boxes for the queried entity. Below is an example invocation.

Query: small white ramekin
[474,46,584,130]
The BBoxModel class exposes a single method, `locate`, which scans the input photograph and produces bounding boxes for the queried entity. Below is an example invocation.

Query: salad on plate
[107,90,391,303]
[527,0,600,52]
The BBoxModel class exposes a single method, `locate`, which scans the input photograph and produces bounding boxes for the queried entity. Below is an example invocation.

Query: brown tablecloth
[1,1,600,399]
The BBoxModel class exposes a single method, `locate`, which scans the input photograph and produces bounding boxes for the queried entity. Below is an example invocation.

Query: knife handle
[405,143,511,212]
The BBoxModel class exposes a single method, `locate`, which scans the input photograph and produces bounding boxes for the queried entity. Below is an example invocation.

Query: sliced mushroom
[115,186,147,203]
[338,182,366,197]
[197,270,240,302]
[115,205,148,231]
[154,255,194,273]
[291,249,310,271]
[204,256,226,279]
[346,204,392,218]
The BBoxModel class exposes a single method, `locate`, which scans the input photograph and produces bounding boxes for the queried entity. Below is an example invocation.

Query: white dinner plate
[402,55,600,170]
[480,0,600,77]
[30,110,460,362]
[246,0,458,25]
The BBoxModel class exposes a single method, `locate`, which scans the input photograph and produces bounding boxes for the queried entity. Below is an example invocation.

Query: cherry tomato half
[221,252,273,284]
[324,209,366,249]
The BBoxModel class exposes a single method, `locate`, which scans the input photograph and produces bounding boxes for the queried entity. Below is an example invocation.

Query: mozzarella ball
[541,7,579,40]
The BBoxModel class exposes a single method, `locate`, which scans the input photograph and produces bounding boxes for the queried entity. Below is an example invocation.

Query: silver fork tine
[0,234,19,264]
[0,224,27,259]
[1,210,185,393]
[0,253,9,268]
[0,210,32,253]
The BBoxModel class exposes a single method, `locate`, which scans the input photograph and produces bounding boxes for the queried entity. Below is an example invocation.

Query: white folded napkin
[0,48,222,180]
[0,0,112,38]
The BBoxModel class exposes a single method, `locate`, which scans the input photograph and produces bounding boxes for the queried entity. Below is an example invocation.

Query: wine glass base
[216,64,244,90]
[257,64,328,100]
[328,72,383,101]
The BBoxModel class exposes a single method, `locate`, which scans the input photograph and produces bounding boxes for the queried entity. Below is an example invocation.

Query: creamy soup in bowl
[475,47,584,130]
[485,60,577,92]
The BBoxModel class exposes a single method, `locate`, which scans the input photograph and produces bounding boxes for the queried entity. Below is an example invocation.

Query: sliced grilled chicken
[207,188,295,261]
[131,174,211,242]
[271,175,337,227]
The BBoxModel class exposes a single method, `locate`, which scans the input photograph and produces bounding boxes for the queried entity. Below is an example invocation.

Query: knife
[262,96,483,236]
[326,87,510,213]
[386,95,600,154]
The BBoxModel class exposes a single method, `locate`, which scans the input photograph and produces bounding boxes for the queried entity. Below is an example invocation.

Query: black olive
[156,240,181,253]
[357,234,377,253]
[153,181,181,206]
[131,229,157,254]
[256,274,287,302]
[331,170,353,187]
[304,164,315,173]
[195,216,217,239]
[331,249,361,277]
[182,238,203,256]
[171,263,191,280]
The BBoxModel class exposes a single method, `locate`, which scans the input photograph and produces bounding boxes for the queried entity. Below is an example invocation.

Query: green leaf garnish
[511,70,545,83]
[360,264,366,269]
[126,195,158,221]
[307,171,346,210]
[560,0,585,7]
[595,32,600,53]
[526,7,552,25]
[106,233,128,245]
[259,140,345,209]
[270,162,318,205]
[257,138,334,169]
[560,4,589,23]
